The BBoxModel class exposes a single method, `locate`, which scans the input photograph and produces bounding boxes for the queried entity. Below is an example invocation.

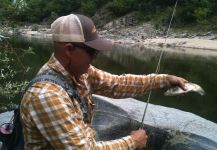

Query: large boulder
[92,95,217,149]
[93,95,217,141]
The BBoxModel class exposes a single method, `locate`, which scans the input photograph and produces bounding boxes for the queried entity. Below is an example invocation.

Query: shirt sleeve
[88,65,168,98]
[22,83,137,150]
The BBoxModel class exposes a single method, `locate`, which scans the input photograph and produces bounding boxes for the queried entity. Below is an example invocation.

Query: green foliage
[0,0,81,22]
[0,0,28,22]
[81,0,97,16]
[194,7,209,22]
[177,0,211,24]
[137,0,175,13]
[108,0,135,15]
[1,0,217,29]
[13,0,28,14]
[175,6,197,24]
[0,0,15,21]
[152,7,174,28]
[0,37,34,102]
[135,0,217,27]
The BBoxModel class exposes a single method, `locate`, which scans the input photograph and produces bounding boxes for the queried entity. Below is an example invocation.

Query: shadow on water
[1,37,217,124]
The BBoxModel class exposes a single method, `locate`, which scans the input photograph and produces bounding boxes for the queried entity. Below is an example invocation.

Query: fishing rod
[140,0,179,128]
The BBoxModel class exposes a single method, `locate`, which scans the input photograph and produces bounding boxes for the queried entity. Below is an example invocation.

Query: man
[20,14,187,150]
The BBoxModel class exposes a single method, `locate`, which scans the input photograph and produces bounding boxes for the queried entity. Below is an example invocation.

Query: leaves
[0,37,32,101]
[0,0,217,28]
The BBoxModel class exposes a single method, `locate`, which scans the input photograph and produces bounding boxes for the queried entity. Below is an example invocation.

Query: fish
[164,83,205,96]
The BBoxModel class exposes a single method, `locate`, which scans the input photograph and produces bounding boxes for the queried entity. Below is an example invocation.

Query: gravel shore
[98,22,217,52]
[5,23,217,53]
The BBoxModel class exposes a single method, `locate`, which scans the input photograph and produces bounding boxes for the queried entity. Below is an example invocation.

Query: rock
[92,96,217,150]
[93,95,217,143]
[206,35,217,40]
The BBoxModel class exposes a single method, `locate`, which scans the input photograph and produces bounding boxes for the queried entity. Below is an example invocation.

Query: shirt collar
[46,54,89,85]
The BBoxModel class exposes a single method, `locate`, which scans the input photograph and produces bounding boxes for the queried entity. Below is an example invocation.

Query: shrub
[0,37,34,106]
[109,0,135,16]
[194,7,209,22]
[81,0,97,16]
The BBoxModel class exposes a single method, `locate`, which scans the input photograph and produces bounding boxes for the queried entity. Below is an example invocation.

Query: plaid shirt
[20,54,167,150]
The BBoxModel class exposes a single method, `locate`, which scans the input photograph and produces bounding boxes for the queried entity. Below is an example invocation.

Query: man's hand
[130,129,148,149]
[165,75,188,90]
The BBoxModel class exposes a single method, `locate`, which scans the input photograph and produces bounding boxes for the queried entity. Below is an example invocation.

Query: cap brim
[84,39,112,51]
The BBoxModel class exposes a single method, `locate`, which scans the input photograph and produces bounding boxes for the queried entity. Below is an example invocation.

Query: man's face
[67,44,99,77]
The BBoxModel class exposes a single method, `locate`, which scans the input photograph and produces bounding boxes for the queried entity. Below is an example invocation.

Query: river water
[1,36,217,123]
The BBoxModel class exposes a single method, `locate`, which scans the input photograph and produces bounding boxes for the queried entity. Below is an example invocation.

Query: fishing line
[140,0,179,128]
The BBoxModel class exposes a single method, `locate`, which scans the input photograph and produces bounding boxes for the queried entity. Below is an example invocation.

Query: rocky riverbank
[99,20,217,51]
[3,21,217,52]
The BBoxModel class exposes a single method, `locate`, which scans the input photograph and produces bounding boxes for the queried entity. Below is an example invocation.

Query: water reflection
[93,44,217,123]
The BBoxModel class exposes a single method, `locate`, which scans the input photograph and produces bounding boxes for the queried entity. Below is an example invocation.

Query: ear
[64,43,75,57]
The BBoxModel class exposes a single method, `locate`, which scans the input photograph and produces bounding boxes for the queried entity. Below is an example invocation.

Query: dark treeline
[1,0,217,29]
